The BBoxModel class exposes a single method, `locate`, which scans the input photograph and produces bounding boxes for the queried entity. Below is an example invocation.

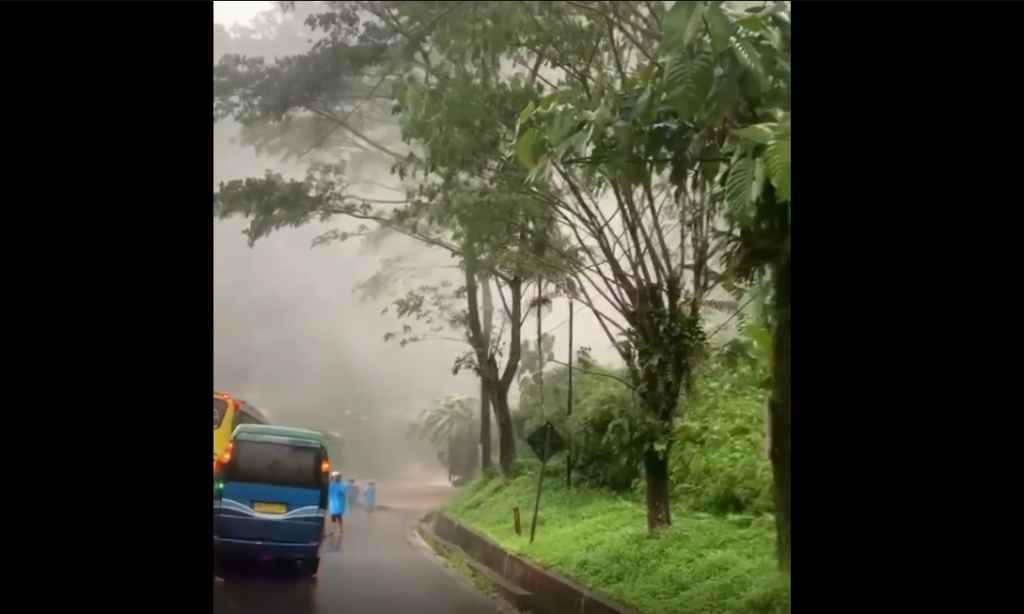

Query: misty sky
[213,1,269,26]
[213,1,631,434]
[213,1,477,427]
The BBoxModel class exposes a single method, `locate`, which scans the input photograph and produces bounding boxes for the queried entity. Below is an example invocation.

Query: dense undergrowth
[444,351,788,614]
[514,356,773,516]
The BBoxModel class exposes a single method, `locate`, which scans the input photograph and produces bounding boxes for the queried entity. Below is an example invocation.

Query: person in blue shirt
[363,479,377,512]
[327,471,348,536]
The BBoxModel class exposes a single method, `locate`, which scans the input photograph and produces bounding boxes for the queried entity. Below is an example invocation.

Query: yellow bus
[213,391,270,468]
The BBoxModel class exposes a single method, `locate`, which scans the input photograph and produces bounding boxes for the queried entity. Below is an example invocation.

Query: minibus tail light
[219,442,234,464]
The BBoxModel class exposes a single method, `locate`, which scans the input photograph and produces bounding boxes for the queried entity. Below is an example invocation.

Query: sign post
[525,421,565,543]
[566,298,574,488]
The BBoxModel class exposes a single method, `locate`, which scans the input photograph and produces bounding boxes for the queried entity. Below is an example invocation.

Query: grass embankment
[417,526,498,597]
[443,475,791,614]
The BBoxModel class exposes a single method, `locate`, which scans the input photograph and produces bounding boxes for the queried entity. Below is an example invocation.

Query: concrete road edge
[405,515,521,614]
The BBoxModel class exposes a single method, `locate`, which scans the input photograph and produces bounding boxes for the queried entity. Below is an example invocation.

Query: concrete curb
[405,512,522,614]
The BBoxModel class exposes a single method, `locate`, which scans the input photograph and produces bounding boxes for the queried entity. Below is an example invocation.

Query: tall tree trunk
[493,391,517,477]
[479,379,492,472]
[480,275,494,472]
[493,277,523,479]
[629,285,685,531]
[770,252,792,572]
[467,272,522,480]
[643,446,671,530]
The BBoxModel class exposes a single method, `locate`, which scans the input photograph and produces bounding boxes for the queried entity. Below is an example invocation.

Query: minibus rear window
[225,441,322,488]
[213,399,228,430]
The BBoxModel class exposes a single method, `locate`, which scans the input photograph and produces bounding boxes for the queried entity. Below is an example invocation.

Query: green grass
[443,475,790,614]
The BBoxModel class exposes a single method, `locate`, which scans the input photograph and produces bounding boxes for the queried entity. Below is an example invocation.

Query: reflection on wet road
[214,508,506,614]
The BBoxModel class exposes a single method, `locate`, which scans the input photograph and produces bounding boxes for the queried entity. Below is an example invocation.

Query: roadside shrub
[513,355,771,515]
[670,366,773,515]
[514,365,643,492]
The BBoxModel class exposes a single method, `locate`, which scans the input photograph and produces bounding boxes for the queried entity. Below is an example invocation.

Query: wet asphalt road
[214,494,507,614]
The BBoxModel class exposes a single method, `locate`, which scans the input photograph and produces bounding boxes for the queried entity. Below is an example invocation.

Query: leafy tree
[212,1,556,478]
[517,0,791,560]
[662,1,790,571]
[452,0,720,530]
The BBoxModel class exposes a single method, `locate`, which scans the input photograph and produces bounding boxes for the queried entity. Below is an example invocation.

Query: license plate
[253,501,287,514]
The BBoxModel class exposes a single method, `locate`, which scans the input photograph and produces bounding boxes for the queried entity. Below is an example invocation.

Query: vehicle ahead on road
[213,425,330,578]
[213,391,269,471]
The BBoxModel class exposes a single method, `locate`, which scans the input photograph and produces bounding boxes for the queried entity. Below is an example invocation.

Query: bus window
[214,398,228,430]
[232,407,262,431]
[224,441,322,489]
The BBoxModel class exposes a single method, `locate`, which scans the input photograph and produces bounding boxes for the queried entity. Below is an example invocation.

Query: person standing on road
[347,478,361,511]
[328,471,348,535]
[363,480,376,512]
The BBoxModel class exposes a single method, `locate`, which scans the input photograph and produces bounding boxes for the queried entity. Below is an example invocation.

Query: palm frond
[408,394,479,450]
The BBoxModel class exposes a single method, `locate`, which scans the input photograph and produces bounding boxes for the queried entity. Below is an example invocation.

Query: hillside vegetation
[444,355,789,614]
[515,349,773,515]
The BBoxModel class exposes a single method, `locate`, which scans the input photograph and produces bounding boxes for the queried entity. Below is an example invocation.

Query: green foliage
[445,475,790,614]
[409,394,477,448]
[212,3,559,478]
[409,394,479,479]
[669,364,773,516]
[508,0,790,531]
[513,342,771,514]
[718,320,774,390]
[517,360,644,493]
[516,1,792,253]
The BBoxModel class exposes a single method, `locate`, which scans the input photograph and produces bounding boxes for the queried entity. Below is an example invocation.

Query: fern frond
[725,157,755,220]
[730,36,765,83]
[765,134,791,203]
[665,48,716,120]
[661,1,706,53]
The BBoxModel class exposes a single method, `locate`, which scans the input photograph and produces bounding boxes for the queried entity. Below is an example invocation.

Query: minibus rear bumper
[213,536,320,561]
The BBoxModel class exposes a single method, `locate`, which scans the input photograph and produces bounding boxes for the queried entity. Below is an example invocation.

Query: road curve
[214,503,506,614]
